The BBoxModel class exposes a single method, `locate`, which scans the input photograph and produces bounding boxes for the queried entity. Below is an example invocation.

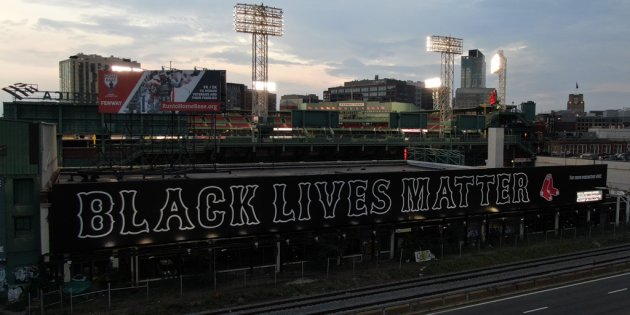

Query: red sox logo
[540,173,559,201]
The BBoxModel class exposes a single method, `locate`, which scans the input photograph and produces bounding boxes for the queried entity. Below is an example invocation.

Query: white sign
[414,250,436,262]
[338,102,364,107]
[576,190,603,203]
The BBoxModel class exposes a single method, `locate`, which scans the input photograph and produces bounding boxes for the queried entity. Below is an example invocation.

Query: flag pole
[575,82,579,94]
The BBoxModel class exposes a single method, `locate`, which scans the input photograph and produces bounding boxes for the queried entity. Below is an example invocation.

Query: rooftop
[56,160,468,184]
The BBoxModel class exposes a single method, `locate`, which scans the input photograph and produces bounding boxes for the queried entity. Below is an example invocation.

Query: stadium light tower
[424,77,441,113]
[234,3,284,121]
[426,35,463,133]
[491,50,507,110]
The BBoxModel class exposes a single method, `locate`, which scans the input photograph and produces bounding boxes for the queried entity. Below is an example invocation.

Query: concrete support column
[63,261,72,283]
[275,241,281,273]
[487,128,505,168]
[615,196,621,227]
[389,230,396,260]
[133,255,139,285]
[554,212,560,235]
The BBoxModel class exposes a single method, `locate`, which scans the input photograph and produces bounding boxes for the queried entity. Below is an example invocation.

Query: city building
[59,53,141,101]
[461,49,486,89]
[535,108,630,158]
[242,89,277,114]
[226,83,247,111]
[408,81,435,110]
[455,49,493,109]
[0,120,58,299]
[454,87,495,109]
[567,93,585,114]
[279,94,320,111]
[323,76,431,109]
[577,113,624,133]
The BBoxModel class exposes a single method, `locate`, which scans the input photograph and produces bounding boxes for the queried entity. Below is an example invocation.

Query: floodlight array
[426,36,463,54]
[491,50,506,74]
[234,3,284,36]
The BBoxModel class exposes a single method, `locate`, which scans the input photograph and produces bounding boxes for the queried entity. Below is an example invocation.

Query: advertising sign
[576,190,603,203]
[49,165,607,252]
[98,69,226,114]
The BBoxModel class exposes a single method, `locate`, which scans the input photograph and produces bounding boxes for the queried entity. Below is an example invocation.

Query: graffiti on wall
[13,265,39,284]
[7,286,23,303]
[0,264,6,292]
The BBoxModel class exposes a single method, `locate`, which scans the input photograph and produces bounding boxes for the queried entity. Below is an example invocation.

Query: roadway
[431,272,630,315]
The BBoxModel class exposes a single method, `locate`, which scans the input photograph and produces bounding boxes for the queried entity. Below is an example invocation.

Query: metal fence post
[60,285,64,311]
[180,274,183,297]
[39,289,43,315]
[326,257,330,279]
[108,282,111,310]
[28,291,31,315]
[70,288,73,314]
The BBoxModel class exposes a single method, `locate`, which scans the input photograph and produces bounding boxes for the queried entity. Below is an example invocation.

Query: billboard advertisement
[49,165,606,253]
[98,69,226,114]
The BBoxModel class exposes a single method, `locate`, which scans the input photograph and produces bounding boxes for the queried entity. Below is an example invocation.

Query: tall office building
[567,93,585,114]
[59,53,141,101]
[461,49,486,88]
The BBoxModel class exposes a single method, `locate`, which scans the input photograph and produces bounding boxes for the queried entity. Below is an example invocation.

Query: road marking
[427,271,630,315]
[523,306,548,313]
[608,288,627,294]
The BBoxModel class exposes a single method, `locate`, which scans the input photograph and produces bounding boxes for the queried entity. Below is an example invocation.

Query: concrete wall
[487,128,504,168]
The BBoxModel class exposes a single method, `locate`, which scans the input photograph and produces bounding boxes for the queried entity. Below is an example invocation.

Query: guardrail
[28,282,150,315]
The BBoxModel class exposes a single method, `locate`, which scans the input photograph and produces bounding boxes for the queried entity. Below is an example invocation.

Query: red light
[403,148,408,160]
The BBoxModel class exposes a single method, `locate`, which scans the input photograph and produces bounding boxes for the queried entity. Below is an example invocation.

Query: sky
[1,0,630,117]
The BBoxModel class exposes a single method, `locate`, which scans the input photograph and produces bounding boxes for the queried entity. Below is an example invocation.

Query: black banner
[49,165,607,252]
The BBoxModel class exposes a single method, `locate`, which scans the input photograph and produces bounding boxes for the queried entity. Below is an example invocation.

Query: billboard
[98,69,226,114]
[49,165,606,252]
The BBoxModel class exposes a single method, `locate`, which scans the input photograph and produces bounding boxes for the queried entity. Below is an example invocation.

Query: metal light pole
[426,35,463,136]
[234,3,284,122]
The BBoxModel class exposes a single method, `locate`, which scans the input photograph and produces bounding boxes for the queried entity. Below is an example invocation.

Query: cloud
[2,0,630,114]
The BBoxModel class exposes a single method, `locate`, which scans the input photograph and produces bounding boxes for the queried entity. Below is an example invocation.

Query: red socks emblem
[540,174,559,201]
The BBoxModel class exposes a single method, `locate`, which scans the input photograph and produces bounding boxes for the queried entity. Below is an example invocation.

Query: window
[14,216,32,235]
[13,179,33,205]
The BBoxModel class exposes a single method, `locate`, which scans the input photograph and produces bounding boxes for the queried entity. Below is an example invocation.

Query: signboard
[98,69,226,114]
[414,250,436,262]
[2,83,98,103]
[338,102,364,107]
[48,165,607,253]
[576,190,603,203]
